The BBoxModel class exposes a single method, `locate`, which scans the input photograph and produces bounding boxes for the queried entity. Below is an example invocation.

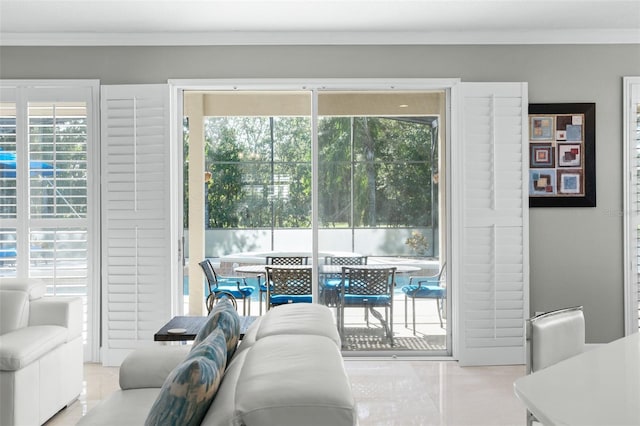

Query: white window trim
[623,76,640,336]
[0,79,101,362]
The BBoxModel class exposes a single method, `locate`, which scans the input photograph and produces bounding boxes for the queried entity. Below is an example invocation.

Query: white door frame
[169,78,459,355]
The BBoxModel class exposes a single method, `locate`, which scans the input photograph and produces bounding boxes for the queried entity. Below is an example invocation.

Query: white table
[234,264,309,275]
[513,332,640,426]
[234,264,421,275]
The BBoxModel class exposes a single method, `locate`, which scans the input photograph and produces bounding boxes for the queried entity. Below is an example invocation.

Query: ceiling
[1,0,639,46]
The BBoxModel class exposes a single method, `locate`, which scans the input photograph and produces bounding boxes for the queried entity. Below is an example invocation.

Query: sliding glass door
[181,86,449,355]
[317,91,447,354]
[182,91,312,316]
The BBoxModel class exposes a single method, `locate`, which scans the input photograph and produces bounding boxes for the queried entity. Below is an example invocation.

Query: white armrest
[119,346,190,390]
[29,296,83,339]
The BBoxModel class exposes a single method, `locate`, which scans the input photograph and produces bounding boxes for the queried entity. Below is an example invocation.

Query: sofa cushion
[201,349,249,425]
[236,303,340,354]
[145,328,227,426]
[0,290,30,335]
[256,303,339,344]
[192,298,239,361]
[77,388,161,426]
[0,325,67,370]
[207,334,356,426]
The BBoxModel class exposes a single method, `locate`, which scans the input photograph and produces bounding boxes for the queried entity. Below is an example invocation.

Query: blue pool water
[183,275,410,299]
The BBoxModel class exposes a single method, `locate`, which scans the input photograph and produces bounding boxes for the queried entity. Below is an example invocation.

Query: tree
[318,116,434,228]
[206,125,244,228]
[203,116,312,229]
[318,117,353,227]
[193,114,435,237]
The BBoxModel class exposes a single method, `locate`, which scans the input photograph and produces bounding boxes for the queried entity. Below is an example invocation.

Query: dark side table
[154,315,257,341]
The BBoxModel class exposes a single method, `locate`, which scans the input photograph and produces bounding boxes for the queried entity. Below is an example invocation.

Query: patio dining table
[234,263,421,275]
[234,264,311,275]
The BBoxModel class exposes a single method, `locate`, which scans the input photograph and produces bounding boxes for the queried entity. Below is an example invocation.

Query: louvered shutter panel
[100,85,171,366]
[635,85,640,332]
[455,82,529,366]
[626,80,640,333]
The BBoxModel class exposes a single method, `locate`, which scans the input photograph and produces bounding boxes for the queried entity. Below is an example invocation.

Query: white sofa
[79,303,357,426]
[0,279,83,426]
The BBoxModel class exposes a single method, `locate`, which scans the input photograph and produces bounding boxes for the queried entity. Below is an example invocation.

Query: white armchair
[0,279,83,426]
[525,306,585,426]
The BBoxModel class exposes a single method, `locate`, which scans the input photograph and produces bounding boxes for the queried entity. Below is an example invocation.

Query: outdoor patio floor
[339,295,447,352]
[227,294,448,354]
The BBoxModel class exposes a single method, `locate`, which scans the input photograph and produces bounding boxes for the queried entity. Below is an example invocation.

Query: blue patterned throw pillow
[145,329,227,426]
[192,298,240,361]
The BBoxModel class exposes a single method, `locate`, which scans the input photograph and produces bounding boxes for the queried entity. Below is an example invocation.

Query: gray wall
[2,44,639,343]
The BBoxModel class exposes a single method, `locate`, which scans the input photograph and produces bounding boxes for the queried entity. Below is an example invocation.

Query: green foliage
[187,114,437,233]
[319,116,434,228]
[183,118,189,228]
[405,230,430,255]
[206,127,244,228]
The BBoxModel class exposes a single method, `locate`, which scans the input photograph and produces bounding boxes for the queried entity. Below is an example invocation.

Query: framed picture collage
[528,103,596,207]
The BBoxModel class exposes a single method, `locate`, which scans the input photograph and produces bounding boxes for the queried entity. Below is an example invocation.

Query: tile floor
[45,360,527,426]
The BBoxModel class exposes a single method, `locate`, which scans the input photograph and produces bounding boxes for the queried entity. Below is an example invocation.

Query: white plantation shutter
[100,85,171,366]
[1,82,100,361]
[454,82,529,366]
[634,83,640,333]
[624,78,640,335]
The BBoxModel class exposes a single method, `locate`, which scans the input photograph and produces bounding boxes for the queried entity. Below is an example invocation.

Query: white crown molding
[1,29,639,46]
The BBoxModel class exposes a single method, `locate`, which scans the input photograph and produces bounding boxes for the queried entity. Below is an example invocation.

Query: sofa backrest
[0,290,30,334]
[0,279,47,300]
[0,279,46,335]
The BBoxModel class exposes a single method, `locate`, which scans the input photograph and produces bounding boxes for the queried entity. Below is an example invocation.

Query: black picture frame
[528,103,596,207]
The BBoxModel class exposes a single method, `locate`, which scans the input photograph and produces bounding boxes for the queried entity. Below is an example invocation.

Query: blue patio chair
[199,259,254,316]
[402,262,446,334]
[338,266,396,346]
[258,256,309,314]
[264,266,313,309]
[205,289,238,314]
[265,256,309,266]
[321,255,367,306]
